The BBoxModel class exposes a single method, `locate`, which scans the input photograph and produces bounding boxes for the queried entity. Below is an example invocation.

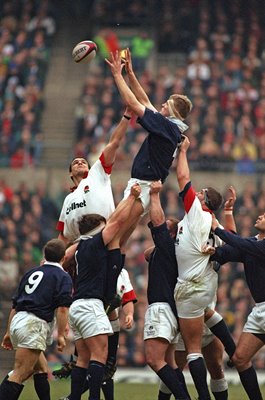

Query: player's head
[254,213,265,232]
[198,187,223,211]
[78,213,106,236]
[165,94,193,120]
[166,217,179,239]
[69,157,91,182]
[44,239,66,263]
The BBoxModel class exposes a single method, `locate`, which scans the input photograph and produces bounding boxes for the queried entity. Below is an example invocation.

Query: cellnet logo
[66,200,87,215]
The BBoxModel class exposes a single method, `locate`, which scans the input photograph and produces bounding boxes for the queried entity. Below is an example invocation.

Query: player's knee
[145,350,160,371]
[232,350,250,370]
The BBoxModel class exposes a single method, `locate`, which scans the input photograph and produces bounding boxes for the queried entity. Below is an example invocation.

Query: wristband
[224,210,233,215]
[123,115,131,120]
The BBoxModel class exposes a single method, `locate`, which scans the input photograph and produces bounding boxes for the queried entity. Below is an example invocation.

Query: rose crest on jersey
[84,185,90,193]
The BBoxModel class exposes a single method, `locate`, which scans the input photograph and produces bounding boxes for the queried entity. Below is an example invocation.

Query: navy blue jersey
[12,263,72,322]
[147,221,178,317]
[212,228,265,303]
[131,108,182,183]
[105,248,123,302]
[74,232,108,301]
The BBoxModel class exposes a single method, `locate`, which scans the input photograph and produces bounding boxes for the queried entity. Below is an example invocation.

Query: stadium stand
[1,0,265,382]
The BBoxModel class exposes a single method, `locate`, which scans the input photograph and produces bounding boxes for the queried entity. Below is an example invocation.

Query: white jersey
[57,159,115,241]
[117,268,137,306]
[175,183,213,282]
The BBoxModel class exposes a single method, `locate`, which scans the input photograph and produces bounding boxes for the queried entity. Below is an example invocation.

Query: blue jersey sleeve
[215,227,265,259]
[211,244,242,265]
[148,221,175,259]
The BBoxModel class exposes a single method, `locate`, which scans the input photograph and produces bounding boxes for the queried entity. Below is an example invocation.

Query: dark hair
[204,187,223,211]
[44,239,66,263]
[69,157,91,173]
[78,214,106,235]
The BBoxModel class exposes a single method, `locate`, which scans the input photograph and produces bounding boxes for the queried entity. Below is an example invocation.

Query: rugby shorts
[144,302,178,343]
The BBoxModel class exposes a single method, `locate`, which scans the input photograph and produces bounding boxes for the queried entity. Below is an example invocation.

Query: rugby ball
[72,40,97,63]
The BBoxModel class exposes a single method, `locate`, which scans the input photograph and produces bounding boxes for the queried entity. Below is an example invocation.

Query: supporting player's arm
[149,181,165,226]
[124,48,156,110]
[103,183,141,246]
[105,51,146,117]
[103,106,133,166]
[176,135,190,191]
[223,186,237,232]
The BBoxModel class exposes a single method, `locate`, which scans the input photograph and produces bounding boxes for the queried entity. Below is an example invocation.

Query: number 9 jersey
[12,261,73,322]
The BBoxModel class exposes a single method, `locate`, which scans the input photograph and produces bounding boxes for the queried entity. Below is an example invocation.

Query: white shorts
[144,303,179,343]
[123,178,152,215]
[10,311,52,351]
[69,298,113,341]
[174,271,218,318]
[243,302,265,334]
[175,325,214,351]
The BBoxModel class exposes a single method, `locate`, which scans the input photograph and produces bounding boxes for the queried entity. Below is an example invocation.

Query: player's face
[196,189,206,204]
[70,158,89,176]
[254,213,265,232]
[160,102,170,116]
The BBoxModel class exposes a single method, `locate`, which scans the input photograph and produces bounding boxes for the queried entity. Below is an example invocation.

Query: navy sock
[212,390,228,400]
[33,373,50,400]
[175,368,190,399]
[188,358,211,400]
[88,360,105,400]
[158,391,171,400]
[70,366,87,400]
[101,378,114,400]
[239,366,263,400]
[157,364,189,400]
[209,320,236,358]
[107,332,119,363]
[0,379,23,400]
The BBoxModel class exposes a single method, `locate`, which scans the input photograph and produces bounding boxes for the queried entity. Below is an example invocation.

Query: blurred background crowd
[1,0,265,375]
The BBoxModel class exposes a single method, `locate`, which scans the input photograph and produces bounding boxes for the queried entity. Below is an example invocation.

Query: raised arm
[105,51,145,117]
[103,184,141,245]
[176,135,190,191]
[124,48,156,111]
[223,186,237,232]
[149,181,165,226]
[102,106,133,166]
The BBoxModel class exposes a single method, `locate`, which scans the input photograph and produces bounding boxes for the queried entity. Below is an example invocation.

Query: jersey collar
[43,261,64,270]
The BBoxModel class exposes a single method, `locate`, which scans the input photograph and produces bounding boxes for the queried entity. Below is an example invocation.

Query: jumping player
[105,49,192,242]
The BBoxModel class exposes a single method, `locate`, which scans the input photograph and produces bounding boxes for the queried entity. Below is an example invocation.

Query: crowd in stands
[1,176,265,370]
[0,0,56,167]
[73,0,265,174]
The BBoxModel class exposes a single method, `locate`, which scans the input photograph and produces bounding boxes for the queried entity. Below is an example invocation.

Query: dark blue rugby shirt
[131,108,182,183]
[74,232,108,301]
[147,221,178,317]
[12,263,73,322]
[212,227,265,303]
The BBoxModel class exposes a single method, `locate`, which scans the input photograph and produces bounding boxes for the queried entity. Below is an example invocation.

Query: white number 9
[25,271,44,294]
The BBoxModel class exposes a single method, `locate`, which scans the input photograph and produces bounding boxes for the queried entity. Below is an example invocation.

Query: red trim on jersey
[121,289,137,306]
[56,221,64,232]
[99,152,112,174]
[183,185,196,213]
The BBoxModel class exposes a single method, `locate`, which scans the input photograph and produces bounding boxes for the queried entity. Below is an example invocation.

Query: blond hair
[167,94,193,120]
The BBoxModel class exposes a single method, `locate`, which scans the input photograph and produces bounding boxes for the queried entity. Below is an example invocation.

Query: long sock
[101,378,114,400]
[33,373,50,400]
[107,332,119,362]
[210,378,228,400]
[156,364,189,400]
[175,368,190,399]
[88,360,105,400]
[158,380,172,400]
[207,319,236,358]
[188,357,211,400]
[70,366,87,400]
[239,366,263,400]
[0,379,23,400]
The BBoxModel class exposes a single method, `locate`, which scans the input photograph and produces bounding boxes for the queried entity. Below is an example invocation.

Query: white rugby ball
[72,40,97,63]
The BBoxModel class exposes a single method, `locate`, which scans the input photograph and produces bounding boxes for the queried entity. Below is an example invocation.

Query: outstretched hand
[105,51,125,76]
[224,186,236,209]
[124,48,134,75]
